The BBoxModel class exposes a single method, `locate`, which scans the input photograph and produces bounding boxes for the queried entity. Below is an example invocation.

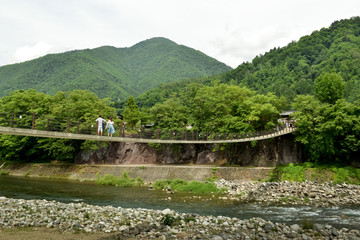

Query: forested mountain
[1,17,360,164]
[0,37,231,99]
[222,17,360,102]
[135,17,360,109]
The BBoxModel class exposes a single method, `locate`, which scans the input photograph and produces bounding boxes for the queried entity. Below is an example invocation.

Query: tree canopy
[0,89,117,162]
[314,72,345,104]
[123,96,141,128]
[292,95,360,164]
[149,83,285,135]
[133,17,360,110]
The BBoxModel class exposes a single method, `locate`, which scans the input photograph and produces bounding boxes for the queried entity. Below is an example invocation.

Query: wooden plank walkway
[0,126,296,144]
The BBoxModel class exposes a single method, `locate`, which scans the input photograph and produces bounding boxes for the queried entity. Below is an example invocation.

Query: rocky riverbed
[214,179,360,207]
[1,196,360,240]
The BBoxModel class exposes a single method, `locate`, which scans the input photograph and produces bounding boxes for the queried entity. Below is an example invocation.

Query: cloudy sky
[1,0,359,68]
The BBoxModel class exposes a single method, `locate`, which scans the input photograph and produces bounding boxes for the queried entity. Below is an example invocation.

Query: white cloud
[207,25,303,67]
[10,41,54,64]
[1,0,360,68]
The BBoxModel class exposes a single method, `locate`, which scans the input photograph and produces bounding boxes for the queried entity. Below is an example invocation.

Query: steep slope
[135,17,360,109]
[222,17,360,102]
[126,37,230,91]
[0,37,232,99]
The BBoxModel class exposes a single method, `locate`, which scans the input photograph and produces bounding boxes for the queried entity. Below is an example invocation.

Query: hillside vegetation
[0,17,359,165]
[135,17,360,109]
[223,17,360,103]
[0,37,231,99]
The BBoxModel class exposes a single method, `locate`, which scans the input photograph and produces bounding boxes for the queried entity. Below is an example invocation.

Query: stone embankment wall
[76,134,301,167]
[3,163,273,182]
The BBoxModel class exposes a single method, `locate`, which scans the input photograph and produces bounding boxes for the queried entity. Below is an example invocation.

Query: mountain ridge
[134,17,360,109]
[0,37,232,99]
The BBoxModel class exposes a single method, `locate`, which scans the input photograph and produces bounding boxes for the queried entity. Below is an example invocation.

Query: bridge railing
[0,111,296,141]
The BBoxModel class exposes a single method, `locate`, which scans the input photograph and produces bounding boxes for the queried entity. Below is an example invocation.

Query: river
[1,175,360,230]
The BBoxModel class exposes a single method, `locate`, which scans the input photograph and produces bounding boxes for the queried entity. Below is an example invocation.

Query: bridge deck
[0,126,296,144]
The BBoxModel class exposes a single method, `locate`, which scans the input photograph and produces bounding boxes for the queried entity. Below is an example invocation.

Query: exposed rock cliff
[75,134,301,166]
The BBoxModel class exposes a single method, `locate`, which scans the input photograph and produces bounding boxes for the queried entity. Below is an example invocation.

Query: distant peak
[131,37,177,48]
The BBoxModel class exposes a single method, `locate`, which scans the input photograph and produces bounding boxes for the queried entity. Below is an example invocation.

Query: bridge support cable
[0,111,296,144]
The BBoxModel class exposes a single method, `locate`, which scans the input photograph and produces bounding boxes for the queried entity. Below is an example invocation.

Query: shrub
[161,214,179,226]
[332,166,360,185]
[153,179,172,190]
[184,216,196,223]
[178,181,220,194]
[282,163,306,182]
[269,163,307,182]
[332,167,350,184]
[301,218,314,229]
[153,178,224,194]
[268,162,360,185]
[95,171,144,187]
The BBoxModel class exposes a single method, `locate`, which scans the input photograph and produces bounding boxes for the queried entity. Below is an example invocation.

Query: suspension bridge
[0,112,296,144]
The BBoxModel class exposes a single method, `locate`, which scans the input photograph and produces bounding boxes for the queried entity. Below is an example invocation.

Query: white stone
[119,226,128,231]
[290,224,300,232]
[161,208,175,216]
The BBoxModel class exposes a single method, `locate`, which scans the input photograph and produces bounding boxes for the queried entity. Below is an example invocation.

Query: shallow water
[1,175,360,230]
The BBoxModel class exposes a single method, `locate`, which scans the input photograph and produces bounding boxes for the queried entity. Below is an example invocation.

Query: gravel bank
[1,196,360,239]
[215,179,360,207]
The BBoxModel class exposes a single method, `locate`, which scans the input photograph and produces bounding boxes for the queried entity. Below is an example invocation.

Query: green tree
[49,90,115,120]
[134,17,360,108]
[123,96,141,128]
[0,89,117,162]
[246,93,283,130]
[0,135,48,162]
[293,95,360,163]
[149,84,285,135]
[190,84,254,133]
[314,72,345,104]
[48,90,116,133]
[0,89,50,114]
[292,95,323,160]
[150,97,189,131]
[38,90,116,160]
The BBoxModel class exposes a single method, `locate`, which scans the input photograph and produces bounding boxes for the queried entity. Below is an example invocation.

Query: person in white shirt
[95,115,105,136]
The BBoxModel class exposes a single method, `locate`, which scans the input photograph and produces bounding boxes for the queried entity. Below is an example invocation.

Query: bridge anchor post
[67,117,70,133]
[32,112,35,130]
[11,113,14,128]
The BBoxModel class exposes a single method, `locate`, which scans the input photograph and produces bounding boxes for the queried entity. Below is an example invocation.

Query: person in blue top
[106,117,115,137]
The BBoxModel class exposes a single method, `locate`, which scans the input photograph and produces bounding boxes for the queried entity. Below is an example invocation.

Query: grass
[301,218,314,229]
[268,162,360,185]
[268,163,308,182]
[331,166,360,184]
[95,171,144,187]
[24,169,32,177]
[161,214,197,227]
[161,214,179,226]
[0,170,9,175]
[23,164,39,177]
[206,166,219,182]
[153,178,224,194]
[279,196,299,203]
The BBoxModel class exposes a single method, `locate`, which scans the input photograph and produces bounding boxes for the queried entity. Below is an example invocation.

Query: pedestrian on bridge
[95,115,106,136]
[106,117,115,137]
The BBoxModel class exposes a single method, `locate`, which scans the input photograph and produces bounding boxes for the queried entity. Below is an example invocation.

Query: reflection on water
[1,175,360,230]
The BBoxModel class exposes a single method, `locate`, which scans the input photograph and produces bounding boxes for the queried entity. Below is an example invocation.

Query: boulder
[196,150,217,164]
